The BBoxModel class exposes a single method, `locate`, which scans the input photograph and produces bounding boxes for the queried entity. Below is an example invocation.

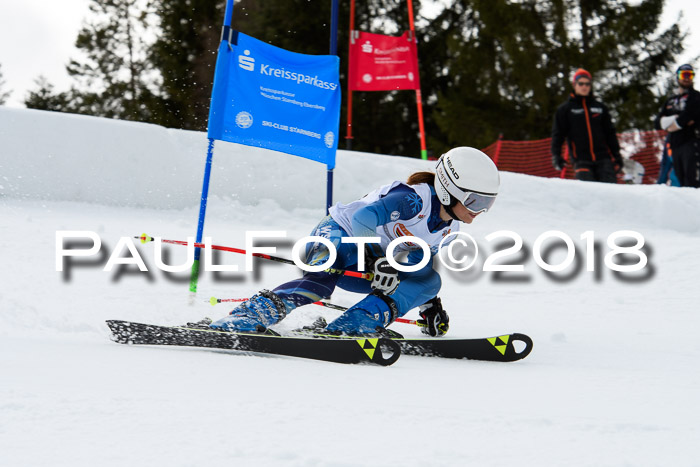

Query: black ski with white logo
[106,320,401,366]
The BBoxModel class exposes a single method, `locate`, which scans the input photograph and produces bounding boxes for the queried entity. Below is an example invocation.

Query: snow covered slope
[1,107,699,466]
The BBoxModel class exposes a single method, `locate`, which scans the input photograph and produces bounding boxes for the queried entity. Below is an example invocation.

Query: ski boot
[210,290,287,333]
[325,291,400,336]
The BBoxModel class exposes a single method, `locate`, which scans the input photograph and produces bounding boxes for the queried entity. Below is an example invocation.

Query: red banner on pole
[348,31,420,91]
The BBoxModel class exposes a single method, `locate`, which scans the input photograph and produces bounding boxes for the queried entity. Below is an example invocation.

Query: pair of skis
[106,320,533,366]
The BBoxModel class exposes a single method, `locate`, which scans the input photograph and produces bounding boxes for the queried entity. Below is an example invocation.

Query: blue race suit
[211,181,457,334]
[272,182,455,331]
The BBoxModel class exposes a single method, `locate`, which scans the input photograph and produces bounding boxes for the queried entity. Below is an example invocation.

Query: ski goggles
[678,70,695,81]
[459,190,497,214]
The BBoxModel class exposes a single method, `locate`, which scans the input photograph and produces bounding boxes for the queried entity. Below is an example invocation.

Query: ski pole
[209,296,417,325]
[209,297,248,305]
[137,233,373,280]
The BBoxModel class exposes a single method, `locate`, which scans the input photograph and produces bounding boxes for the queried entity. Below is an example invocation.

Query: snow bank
[2,107,699,234]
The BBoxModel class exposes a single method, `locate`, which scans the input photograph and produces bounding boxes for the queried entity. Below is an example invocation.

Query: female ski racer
[210,146,500,337]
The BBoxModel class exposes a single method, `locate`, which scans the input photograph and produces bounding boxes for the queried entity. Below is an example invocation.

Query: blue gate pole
[330,0,339,55]
[326,169,334,213]
[189,0,236,294]
[224,0,234,27]
[189,138,215,293]
[327,0,340,214]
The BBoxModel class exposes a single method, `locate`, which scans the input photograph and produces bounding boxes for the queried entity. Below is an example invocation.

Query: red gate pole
[406,0,427,160]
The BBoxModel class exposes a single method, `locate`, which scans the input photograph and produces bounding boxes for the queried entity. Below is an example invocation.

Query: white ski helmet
[435,147,500,215]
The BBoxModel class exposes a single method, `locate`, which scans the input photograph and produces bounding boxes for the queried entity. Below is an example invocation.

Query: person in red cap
[551,68,622,182]
[654,64,700,188]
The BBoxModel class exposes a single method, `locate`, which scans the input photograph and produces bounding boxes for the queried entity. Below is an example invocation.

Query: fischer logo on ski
[487,335,511,355]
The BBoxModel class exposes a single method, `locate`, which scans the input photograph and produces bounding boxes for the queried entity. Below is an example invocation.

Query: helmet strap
[444,197,460,221]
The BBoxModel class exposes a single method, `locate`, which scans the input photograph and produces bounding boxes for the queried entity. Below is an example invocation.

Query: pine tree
[24,77,71,111]
[63,0,162,121]
[0,64,11,105]
[426,0,686,153]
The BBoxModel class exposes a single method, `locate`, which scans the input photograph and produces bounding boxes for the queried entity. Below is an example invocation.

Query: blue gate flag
[208,31,341,169]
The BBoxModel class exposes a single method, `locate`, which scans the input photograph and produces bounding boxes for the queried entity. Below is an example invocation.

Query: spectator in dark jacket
[551,68,622,183]
[654,64,700,188]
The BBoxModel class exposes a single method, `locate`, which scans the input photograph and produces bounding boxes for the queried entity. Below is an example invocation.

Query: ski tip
[489,333,533,362]
[139,233,153,244]
[510,333,534,361]
[209,296,219,306]
[362,337,401,366]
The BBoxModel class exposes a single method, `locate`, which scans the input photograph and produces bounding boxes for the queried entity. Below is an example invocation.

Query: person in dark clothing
[551,68,623,183]
[654,64,700,188]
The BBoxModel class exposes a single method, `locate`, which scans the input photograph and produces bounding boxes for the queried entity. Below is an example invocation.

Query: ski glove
[552,153,566,171]
[364,245,399,295]
[370,257,400,295]
[417,297,449,337]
